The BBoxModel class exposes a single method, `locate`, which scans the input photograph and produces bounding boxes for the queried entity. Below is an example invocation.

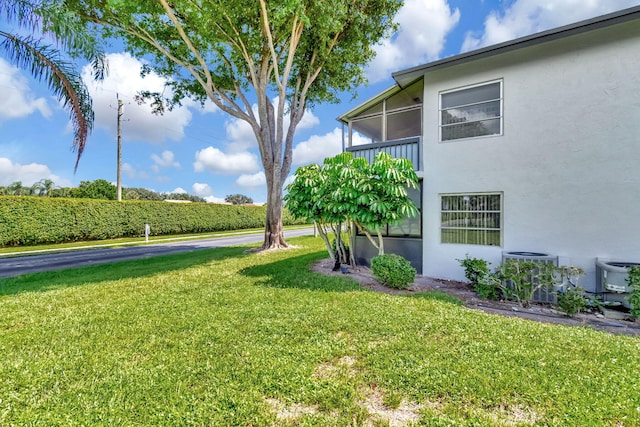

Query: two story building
[338,5,640,294]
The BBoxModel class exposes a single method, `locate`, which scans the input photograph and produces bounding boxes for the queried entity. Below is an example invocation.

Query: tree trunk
[262,167,288,250]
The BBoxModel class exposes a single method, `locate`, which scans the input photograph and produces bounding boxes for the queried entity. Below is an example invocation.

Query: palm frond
[0,31,93,171]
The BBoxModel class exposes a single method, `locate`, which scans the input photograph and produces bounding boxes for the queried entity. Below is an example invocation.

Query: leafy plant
[457,256,500,300]
[497,260,556,308]
[554,266,587,317]
[371,254,416,290]
[285,152,418,264]
[626,265,640,318]
[556,286,587,317]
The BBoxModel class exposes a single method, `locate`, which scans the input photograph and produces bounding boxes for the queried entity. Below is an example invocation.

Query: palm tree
[0,0,105,171]
[6,181,24,196]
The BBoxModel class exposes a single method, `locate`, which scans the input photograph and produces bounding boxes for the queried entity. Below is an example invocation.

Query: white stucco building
[338,6,640,294]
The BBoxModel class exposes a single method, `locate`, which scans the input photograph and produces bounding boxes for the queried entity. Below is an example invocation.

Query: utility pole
[116,94,123,201]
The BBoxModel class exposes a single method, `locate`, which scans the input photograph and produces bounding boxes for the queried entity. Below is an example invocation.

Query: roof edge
[392,5,640,87]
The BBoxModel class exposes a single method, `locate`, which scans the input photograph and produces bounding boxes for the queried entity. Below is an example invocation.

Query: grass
[1,236,639,426]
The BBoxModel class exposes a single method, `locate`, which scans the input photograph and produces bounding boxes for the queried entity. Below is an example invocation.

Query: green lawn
[1,236,639,426]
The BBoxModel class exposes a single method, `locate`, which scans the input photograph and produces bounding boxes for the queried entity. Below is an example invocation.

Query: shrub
[556,287,587,317]
[371,254,416,290]
[555,266,587,317]
[457,256,500,300]
[0,196,308,246]
[627,266,640,318]
[497,260,556,308]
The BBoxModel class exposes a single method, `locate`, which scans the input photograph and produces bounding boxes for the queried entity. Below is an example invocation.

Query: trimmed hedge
[0,197,306,246]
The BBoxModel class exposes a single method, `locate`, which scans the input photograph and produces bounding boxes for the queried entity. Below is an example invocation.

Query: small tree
[225,194,254,205]
[285,152,419,265]
[285,162,346,267]
[71,179,116,200]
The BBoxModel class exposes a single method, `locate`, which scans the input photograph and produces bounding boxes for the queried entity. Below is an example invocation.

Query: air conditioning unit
[502,251,558,304]
[595,258,640,295]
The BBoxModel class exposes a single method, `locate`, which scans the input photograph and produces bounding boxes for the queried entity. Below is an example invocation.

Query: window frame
[439,80,503,142]
[440,192,502,246]
[356,182,423,239]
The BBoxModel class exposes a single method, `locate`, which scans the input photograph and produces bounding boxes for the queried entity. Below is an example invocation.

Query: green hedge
[0,197,306,246]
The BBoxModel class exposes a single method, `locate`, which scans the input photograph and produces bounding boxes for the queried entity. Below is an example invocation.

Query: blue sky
[1,0,638,203]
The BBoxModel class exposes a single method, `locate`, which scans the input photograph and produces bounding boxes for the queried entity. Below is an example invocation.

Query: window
[349,79,423,144]
[357,184,422,238]
[440,81,502,141]
[441,193,501,245]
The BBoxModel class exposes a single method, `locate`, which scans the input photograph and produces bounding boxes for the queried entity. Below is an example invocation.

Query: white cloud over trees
[0,157,69,187]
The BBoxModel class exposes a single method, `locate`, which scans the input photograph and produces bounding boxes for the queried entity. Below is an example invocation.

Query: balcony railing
[345,137,421,171]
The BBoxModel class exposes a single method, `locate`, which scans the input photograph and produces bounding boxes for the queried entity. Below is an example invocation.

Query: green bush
[497,260,557,308]
[627,266,640,318]
[556,286,587,317]
[457,255,500,300]
[371,254,416,290]
[0,196,307,246]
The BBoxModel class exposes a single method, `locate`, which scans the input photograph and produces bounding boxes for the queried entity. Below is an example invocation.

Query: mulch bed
[312,259,640,337]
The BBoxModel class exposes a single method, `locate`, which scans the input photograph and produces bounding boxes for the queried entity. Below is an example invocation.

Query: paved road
[0,228,314,279]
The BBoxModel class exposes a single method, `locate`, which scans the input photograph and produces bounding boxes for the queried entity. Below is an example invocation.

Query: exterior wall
[421,21,640,291]
[353,236,423,274]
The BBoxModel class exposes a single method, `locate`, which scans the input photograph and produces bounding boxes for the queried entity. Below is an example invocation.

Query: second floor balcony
[338,79,423,173]
[346,137,421,172]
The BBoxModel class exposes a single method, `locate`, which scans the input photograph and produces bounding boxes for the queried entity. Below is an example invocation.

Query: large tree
[64,0,401,249]
[0,0,105,171]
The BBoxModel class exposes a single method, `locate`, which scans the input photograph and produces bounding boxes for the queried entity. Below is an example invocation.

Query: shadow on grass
[0,246,248,297]
[240,250,363,292]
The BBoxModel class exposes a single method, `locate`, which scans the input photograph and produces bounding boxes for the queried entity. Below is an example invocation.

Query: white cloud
[0,157,70,187]
[462,0,640,52]
[203,195,227,203]
[236,171,266,187]
[192,182,213,197]
[193,146,261,174]
[292,128,343,165]
[122,163,137,179]
[82,52,194,143]
[367,0,460,82]
[224,99,320,152]
[0,59,52,122]
[122,163,149,179]
[170,187,187,194]
[151,150,180,168]
[224,115,257,152]
[191,182,226,203]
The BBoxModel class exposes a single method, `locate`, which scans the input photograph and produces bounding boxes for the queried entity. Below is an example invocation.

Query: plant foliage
[457,255,500,300]
[0,196,304,246]
[371,253,416,290]
[63,0,401,248]
[285,152,419,264]
[627,265,640,318]
[0,0,105,170]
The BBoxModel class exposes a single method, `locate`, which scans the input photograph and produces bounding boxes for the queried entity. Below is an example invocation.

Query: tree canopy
[285,152,419,264]
[225,194,254,205]
[63,0,402,248]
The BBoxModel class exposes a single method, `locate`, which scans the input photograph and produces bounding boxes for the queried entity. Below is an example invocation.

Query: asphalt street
[0,227,314,279]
